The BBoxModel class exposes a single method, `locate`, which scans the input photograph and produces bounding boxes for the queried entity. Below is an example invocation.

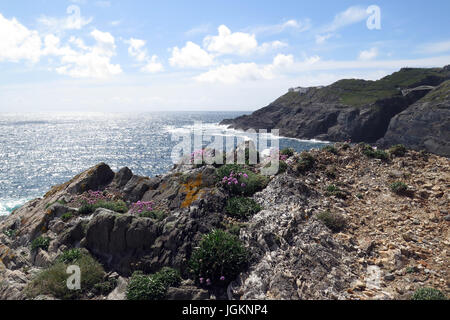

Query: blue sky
[0,0,449,112]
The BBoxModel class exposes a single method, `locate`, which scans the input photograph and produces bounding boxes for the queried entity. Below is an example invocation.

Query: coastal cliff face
[0,143,448,300]
[221,66,450,156]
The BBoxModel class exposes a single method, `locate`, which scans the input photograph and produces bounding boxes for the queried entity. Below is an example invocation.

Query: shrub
[58,248,82,263]
[225,197,262,219]
[390,181,408,195]
[295,152,315,174]
[362,144,389,161]
[126,267,181,301]
[189,229,248,287]
[3,229,16,239]
[31,236,51,252]
[78,200,128,215]
[322,145,338,155]
[264,160,287,175]
[389,144,407,157]
[412,287,446,300]
[217,165,268,196]
[93,278,117,296]
[316,211,347,232]
[138,210,167,221]
[26,251,105,300]
[126,272,166,301]
[153,267,182,288]
[325,185,347,199]
[280,148,295,157]
[60,212,73,221]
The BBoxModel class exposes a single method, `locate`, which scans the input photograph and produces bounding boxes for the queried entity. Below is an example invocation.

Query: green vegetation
[31,236,51,252]
[138,210,167,221]
[389,144,407,157]
[78,200,128,215]
[57,248,82,263]
[45,199,67,209]
[412,287,447,300]
[420,80,450,102]
[26,251,105,300]
[216,164,269,196]
[316,211,347,232]
[280,148,295,157]
[295,152,315,174]
[225,197,262,219]
[126,267,181,300]
[325,185,347,199]
[189,229,248,286]
[3,229,16,239]
[362,144,389,161]
[322,145,338,155]
[60,212,74,221]
[390,181,408,195]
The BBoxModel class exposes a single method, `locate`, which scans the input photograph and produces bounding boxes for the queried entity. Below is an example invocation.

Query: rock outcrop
[379,80,450,157]
[0,142,448,300]
[221,66,450,156]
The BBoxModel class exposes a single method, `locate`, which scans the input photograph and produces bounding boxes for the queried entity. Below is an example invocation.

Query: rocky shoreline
[221,66,450,157]
[0,142,448,300]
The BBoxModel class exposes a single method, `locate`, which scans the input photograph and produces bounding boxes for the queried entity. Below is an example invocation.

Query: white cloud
[195,53,295,84]
[417,40,450,54]
[38,5,92,33]
[325,6,368,32]
[358,47,379,61]
[169,41,214,68]
[53,29,122,78]
[257,40,288,54]
[126,38,164,73]
[315,33,333,44]
[0,13,42,63]
[251,19,311,35]
[203,25,258,56]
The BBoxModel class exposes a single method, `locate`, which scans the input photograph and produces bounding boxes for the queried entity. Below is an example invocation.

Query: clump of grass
[189,229,248,287]
[280,148,295,157]
[389,144,407,157]
[57,248,82,263]
[390,181,408,195]
[295,152,315,174]
[60,212,74,222]
[322,145,338,155]
[138,210,167,221]
[362,144,389,161]
[316,211,347,232]
[412,287,447,300]
[25,251,105,300]
[78,200,128,215]
[325,184,347,199]
[225,197,262,220]
[126,267,181,300]
[31,236,51,252]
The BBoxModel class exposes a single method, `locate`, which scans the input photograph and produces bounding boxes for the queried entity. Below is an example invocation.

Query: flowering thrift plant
[129,201,154,214]
[221,171,249,194]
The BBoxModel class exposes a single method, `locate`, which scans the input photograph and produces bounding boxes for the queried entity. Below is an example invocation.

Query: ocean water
[0,112,328,216]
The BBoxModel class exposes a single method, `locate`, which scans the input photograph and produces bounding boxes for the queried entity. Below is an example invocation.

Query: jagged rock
[379,81,450,156]
[106,277,128,300]
[112,167,133,188]
[33,248,52,268]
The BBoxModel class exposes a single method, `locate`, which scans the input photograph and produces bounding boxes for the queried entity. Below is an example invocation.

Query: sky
[0,0,449,112]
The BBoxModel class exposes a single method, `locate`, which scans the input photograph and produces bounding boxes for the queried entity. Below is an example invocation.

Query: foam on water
[0,112,329,216]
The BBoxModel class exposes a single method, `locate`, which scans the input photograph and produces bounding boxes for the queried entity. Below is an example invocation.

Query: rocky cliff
[0,143,448,300]
[221,66,450,156]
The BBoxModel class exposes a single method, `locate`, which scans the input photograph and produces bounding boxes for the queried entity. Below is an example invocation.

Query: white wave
[0,198,30,216]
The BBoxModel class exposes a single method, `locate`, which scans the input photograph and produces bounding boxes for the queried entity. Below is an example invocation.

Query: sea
[0,112,329,216]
